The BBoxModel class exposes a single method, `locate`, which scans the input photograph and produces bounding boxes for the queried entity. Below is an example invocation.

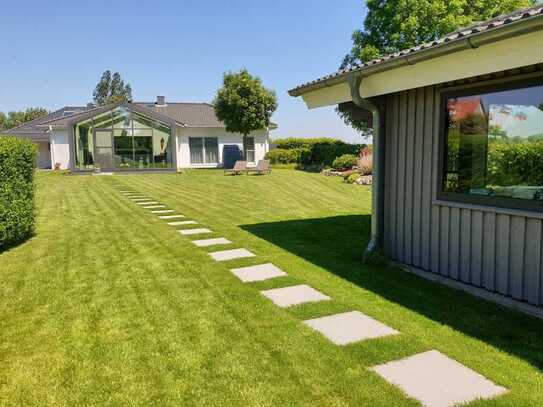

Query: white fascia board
[300,29,543,109]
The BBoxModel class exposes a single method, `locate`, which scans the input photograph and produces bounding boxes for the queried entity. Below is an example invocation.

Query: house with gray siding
[289,5,543,309]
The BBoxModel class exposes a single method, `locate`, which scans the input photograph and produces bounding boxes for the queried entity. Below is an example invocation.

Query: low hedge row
[0,136,37,248]
[267,138,363,167]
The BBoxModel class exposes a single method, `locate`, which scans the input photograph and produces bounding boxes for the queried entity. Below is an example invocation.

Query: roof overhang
[289,13,543,109]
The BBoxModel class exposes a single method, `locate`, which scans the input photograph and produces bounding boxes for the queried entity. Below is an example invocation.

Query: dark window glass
[244,136,255,163]
[189,137,204,164]
[443,82,543,203]
[204,137,219,163]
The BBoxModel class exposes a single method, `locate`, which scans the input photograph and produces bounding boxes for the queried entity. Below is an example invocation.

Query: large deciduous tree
[92,70,133,106]
[213,69,277,157]
[339,0,535,134]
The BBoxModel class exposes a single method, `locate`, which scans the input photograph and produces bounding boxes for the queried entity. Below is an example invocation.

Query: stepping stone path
[168,220,198,226]
[209,248,255,262]
[230,263,287,282]
[370,350,507,407]
[160,214,185,219]
[179,228,212,235]
[303,311,398,345]
[261,284,330,308]
[114,184,508,406]
[192,237,231,247]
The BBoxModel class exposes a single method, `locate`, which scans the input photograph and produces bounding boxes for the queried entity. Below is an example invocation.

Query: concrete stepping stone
[167,220,198,226]
[370,350,507,407]
[230,263,287,282]
[303,311,399,345]
[129,197,150,200]
[179,228,212,235]
[209,248,255,262]
[159,214,185,219]
[151,210,175,214]
[143,205,166,209]
[136,201,159,205]
[261,284,330,307]
[192,237,231,247]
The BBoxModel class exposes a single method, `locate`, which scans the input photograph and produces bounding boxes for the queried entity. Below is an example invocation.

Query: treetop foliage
[93,70,133,106]
[0,108,49,131]
[213,69,277,136]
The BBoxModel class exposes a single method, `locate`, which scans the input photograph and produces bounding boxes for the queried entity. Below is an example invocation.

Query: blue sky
[0,1,366,142]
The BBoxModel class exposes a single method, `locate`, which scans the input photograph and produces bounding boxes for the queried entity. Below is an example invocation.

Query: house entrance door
[93,130,114,170]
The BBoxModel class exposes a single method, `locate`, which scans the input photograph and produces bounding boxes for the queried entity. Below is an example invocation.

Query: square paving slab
[261,284,330,308]
[167,221,198,226]
[179,228,212,235]
[137,201,159,205]
[192,237,231,247]
[230,263,287,282]
[303,311,399,345]
[370,350,507,407]
[151,210,174,214]
[159,214,185,219]
[209,248,255,262]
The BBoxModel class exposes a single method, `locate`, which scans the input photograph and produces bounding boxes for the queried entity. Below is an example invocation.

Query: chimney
[156,95,166,106]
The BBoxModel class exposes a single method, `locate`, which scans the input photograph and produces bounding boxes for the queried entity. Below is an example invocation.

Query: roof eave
[288,12,543,97]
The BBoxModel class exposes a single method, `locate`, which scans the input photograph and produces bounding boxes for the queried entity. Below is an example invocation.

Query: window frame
[437,75,543,212]
[188,136,219,165]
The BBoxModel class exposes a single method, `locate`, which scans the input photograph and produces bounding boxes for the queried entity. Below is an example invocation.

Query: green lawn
[1,169,543,406]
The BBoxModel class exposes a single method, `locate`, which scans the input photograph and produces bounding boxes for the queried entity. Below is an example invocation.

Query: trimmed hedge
[269,138,363,167]
[265,148,306,164]
[0,136,37,248]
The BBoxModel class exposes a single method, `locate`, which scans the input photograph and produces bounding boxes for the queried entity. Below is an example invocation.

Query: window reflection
[444,82,543,202]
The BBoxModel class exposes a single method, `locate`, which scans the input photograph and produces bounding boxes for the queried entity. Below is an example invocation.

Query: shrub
[265,148,307,164]
[0,136,36,248]
[332,154,358,170]
[346,173,361,184]
[272,138,363,168]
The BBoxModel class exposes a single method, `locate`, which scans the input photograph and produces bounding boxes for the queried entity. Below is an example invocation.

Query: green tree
[93,70,132,106]
[0,112,7,131]
[213,69,277,158]
[339,0,535,134]
[1,107,49,130]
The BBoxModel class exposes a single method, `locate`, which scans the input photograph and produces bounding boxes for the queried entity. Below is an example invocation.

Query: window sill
[432,199,543,220]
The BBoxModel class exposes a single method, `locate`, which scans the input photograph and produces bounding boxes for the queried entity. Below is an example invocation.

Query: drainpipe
[347,74,383,259]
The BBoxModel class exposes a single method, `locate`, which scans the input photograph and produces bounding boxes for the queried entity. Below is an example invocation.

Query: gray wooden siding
[383,85,543,306]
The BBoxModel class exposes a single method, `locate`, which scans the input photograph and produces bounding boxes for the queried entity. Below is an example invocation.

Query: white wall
[35,141,52,169]
[50,130,70,170]
[176,127,268,168]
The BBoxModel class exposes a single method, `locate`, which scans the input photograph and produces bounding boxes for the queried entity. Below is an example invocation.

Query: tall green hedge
[0,136,37,248]
[268,138,363,167]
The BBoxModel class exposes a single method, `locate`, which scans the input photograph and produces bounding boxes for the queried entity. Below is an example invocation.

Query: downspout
[347,74,384,260]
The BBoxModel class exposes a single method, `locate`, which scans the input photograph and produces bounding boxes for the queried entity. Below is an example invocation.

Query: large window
[441,79,543,210]
[189,137,218,164]
[74,107,173,170]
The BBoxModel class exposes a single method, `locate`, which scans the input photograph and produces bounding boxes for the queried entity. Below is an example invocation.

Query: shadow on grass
[241,215,543,371]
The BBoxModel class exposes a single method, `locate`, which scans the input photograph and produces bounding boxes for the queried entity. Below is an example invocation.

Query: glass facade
[442,80,543,206]
[74,107,173,170]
